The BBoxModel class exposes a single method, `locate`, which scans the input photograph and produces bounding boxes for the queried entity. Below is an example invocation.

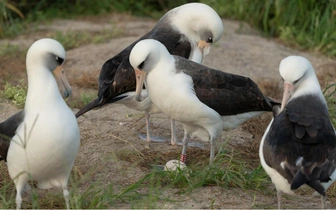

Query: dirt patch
[0,13,336,209]
[0,55,26,88]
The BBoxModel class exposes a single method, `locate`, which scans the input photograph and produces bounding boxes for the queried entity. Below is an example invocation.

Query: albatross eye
[55,56,64,65]
[207,37,213,43]
[293,78,300,84]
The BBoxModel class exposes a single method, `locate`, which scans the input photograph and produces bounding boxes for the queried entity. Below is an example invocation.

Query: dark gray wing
[170,40,191,59]
[264,95,336,195]
[97,43,136,104]
[0,110,24,162]
[174,56,274,115]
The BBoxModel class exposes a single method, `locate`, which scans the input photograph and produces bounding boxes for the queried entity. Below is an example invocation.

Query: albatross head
[129,39,170,102]
[279,56,320,111]
[26,38,72,98]
[166,3,224,62]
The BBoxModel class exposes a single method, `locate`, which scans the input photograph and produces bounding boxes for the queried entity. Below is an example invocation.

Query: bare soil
[0,13,336,209]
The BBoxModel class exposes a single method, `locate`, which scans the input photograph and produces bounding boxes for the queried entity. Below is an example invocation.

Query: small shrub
[0,80,27,108]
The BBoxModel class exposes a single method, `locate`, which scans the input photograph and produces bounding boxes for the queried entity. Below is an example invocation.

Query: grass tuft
[0,167,15,209]
[119,142,268,194]
[0,80,27,108]
[203,0,336,57]
[51,28,123,50]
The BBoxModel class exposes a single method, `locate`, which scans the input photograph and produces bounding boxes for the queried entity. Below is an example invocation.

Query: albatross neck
[25,66,64,111]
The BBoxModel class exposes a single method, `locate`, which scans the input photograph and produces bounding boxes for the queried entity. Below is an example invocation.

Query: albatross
[259,56,336,209]
[75,3,224,145]
[130,39,279,164]
[2,38,80,209]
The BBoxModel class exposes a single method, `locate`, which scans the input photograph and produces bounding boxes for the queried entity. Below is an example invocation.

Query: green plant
[141,146,268,195]
[80,92,97,106]
[51,31,91,50]
[0,80,27,108]
[0,0,24,37]
[0,167,15,209]
[202,0,336,57]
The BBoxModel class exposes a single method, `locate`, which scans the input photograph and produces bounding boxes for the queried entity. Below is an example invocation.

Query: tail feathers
[75,94,129,118]
[291,170,308,190]
[75,98,101,118]
[307,181,326,196]
[267,97,281,107]
[266,96,281,117]
[291,171,326,196]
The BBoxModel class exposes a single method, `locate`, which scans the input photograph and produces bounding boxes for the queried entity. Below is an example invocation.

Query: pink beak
[134,68,146,102]
[280,82,294,111]
[53,65,72,98]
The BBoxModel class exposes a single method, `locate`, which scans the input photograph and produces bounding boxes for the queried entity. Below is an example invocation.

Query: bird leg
[209,136,215,164]
[170,118,177,145]
[12,173,31,210]
[144,111,151,148]
[180,133,190,163]
[277,190,282,209]
[63,188,70,210]
[14,178,28,210]
[15,190,23,210]
[321,195,326,209]
[138,111,168,144]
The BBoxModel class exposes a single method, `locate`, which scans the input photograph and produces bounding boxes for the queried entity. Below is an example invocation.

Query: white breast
[259,118,294,195]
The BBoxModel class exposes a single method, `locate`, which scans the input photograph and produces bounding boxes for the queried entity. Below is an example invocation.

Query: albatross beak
[134,68,146,102]
[53,65,72,98]
[197,40,211,57]
[280,82,294,111]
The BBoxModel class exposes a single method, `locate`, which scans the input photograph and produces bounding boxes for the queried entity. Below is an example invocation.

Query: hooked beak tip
[63,89,72,98]
[135,96,142,102]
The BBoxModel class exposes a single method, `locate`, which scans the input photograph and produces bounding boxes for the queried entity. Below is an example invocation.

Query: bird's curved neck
[25,66,63,111]
[156,55,176,73]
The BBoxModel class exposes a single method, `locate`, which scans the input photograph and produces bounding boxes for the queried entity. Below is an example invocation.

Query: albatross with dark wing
[75,3,224,145]
[259,56,336,209]
[130,39,279,164]
[2,38,80,209]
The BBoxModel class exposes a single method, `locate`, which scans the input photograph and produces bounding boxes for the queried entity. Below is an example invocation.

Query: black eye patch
[56,56,64,65]
[138,61,145,69]
[293,78,300,84]
[207,37,213,43]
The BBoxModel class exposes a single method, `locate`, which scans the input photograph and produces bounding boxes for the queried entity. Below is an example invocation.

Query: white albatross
[130,39,279,164]
[259,56,336,209]
[6,38,80,209]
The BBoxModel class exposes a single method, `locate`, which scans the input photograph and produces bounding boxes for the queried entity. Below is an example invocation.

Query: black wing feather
[0,110,24,161]
[173,56,273,115]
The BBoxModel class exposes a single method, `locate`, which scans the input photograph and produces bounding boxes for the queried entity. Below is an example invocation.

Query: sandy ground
[0,13,336,209]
